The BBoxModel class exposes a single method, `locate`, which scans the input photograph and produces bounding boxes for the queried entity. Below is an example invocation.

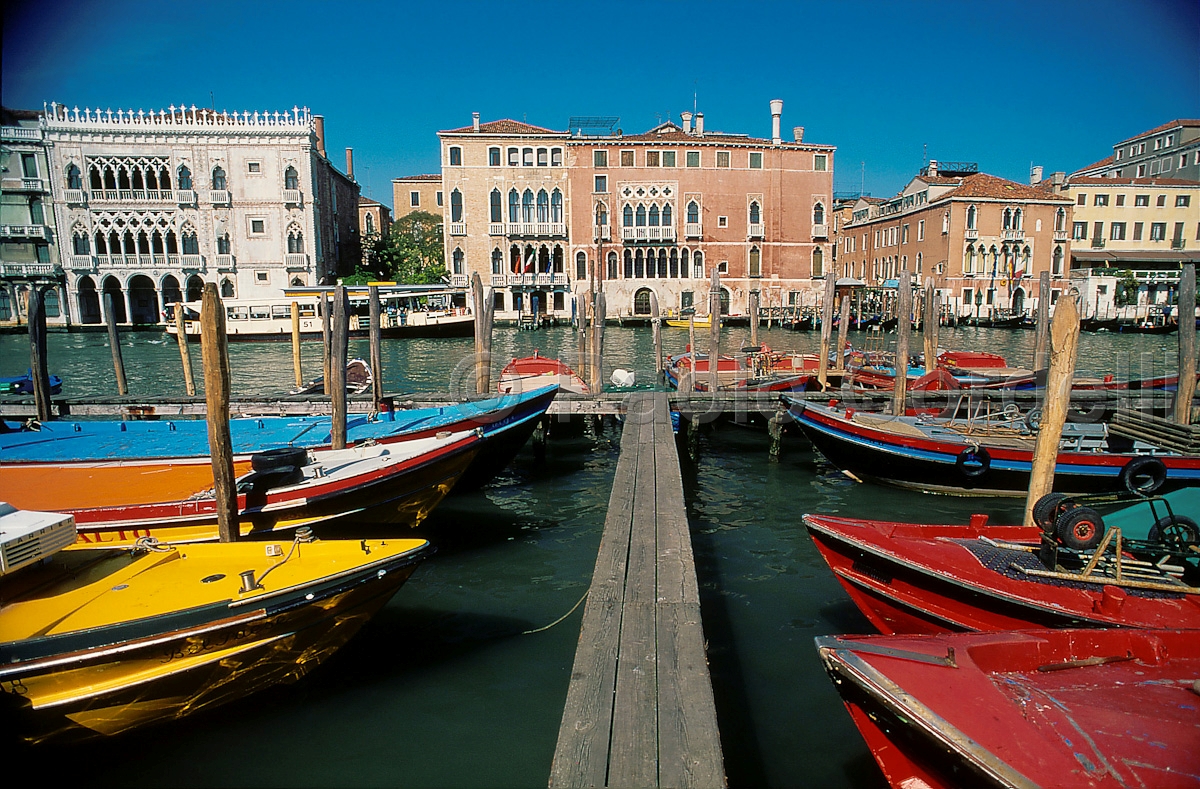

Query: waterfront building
[1034,171,1200,316]
[392,174,443,220]
[438,103,835,322]
[1072,119,1200,183]
[358,196,392,246]
[0,107,66,328]
[841,162,1073,318]
[40,103,359,326]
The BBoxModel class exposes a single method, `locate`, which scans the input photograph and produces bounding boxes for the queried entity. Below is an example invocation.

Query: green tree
[371,211,447,284]
[1114,269,1140,307]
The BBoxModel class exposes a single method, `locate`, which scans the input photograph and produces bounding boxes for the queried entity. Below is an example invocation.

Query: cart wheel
[1055,507,1105,551]
[1148,515,1200,549]
[1024,408,1042,432]
[1032,492,1071,532]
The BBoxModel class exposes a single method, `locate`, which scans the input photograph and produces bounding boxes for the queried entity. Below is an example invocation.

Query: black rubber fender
[1116,456,1167,495]
[956,446,991,478]
[251,446,309,473]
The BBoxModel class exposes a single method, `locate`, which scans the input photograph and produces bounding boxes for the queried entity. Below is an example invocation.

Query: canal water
[0,324,1184,787]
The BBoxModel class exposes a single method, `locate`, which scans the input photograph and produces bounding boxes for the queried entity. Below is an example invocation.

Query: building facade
[40,103,359,326]
[842,164,1074,317]
[438,102,835,322]
[358,196,392,243]
[1036,173,1200,315]
[1073,119,1200,183]
[392,174,443,219]
[1,107,66,328]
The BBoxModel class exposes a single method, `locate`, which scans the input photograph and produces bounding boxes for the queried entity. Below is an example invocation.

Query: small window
[410,191,420,207]
[248,162,261,174]
[717,216,728,228]
[749,152,763,169]
[1135,194,1149,207]
[551,148,562,166]
[1150,222,1166,241]
[1177,195,1191,207]
[1076,194,1087,205]
[537,148,548,167]
[1157,194,1167,207]
[646,151,660,167]
[212,166,226,190]
[1133,222,1144,241]
[686,151,700,168]
[250,218,266,235]
[271,305,291,318]
[662,150,676,167]
[716,151,730,168]
[508,147,519,166]
[284,166,298,190]
[1115,194,1125,206]
[523,148,534,166]
[1111,222,1126,240]
[594,150,608,168]
[620,150,635,167]
[255,272,269,283]
[813,154,827,171]
[594,175,607,193]
[449,147,462,166]
[917,219,925,241]
[436,191,443,207]
[488,147,501,166]
[21,154,38,178]
[1094,194,1108,206]
[1072,221,1087,240]
[717,261,728,274]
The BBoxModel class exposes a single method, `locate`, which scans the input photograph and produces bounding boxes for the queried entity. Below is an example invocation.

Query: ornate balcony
[1,262,60,277]
[215,254,236,271]
[488,223,505,236]
[180,254,204,271]
[450,274,468,287]
[89,189,175,203]
[748,223,765,239]
[95,254,181,268]
[209,190,231,205]
[812,223,828,239]
[448,222,467,236]
[285,253,308,270]
[1091,237,1106,249]
[0,224,49,240]
[964,228,979,241]
[506,222,567,238]
[500,273,567,286]
[7,178,46,192]
[1002,229,1025,241]
[491,274,507,287]
[1,126,41,141]
[1172,238,1187,250]
[1053,230,1068,242]
[282,189,302,205]
[69,254,97,271]
[64,189,87,205]
[595,225,612,241]
[621,226,677,242]
[685,222,703,239]
[175,189,196,205]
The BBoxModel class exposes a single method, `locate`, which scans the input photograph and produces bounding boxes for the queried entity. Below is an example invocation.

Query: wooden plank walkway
[549,392,724,789]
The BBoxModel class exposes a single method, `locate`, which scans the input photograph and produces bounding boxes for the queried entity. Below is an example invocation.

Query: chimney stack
[681,111,693,134]
[472,111,480,132]
[346,148,354,180]
[1030,165,1044,185]
[770,99,783,146]
[695,112,704,136]
[793,126,804,143]
[313,115,326,158]
[1051,171,1065,187]
[927,159,939,177]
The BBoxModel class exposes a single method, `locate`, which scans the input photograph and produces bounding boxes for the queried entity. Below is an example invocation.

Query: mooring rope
[522,590,589,635]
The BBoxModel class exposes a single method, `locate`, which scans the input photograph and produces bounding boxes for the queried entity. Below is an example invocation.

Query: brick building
[392,173,443,219]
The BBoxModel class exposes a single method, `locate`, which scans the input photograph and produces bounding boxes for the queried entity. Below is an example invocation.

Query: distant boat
[664,311,715,329]
[0,369,62,395]
[0,502,432,744]
[499,351,589,395]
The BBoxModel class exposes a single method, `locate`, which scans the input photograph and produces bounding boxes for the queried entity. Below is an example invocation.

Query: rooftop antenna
[210,91,215,111]
[693,81,698,115]
[922,143,928,168]
[861,162,865,195]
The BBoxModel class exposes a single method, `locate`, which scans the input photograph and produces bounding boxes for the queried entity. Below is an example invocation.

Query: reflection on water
[0,325,1184,786]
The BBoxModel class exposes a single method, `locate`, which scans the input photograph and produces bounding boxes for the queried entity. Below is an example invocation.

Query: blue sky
[5,0,1198,208]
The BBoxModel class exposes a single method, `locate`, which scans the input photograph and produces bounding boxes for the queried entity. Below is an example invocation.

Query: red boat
[801,512,1200,633]
[817,628,1200,789]
[498,351,589,395]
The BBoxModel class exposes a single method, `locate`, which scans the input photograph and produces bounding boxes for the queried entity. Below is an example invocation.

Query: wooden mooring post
[1024,289,1080,526]
[1176,263,1197,424]
[291,301,304,390]
[650,290,663,381]
[1034,271,1051,374]
[175,304,196,396]
[749,289,760,349]
[472,273,494,395]
[709,269,721,393]
[330,285,349,449]
[369,286,384,408]
[687,313,697,393]
[591,292,606,393]
[104,292,128,396]
[835,291,850,371]
[817,274,835,389]
[199,283,238,543]
[892,270,912,416]
[321,291,332,396]
[27,286,53,422]
[923,277,936,374]
[550,392,724,789]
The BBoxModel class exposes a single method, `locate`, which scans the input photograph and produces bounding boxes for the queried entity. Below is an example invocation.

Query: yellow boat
[664,313,715,329]
[0,504,432,745]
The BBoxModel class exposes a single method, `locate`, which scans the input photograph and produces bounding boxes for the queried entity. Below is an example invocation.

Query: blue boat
[0,385,558,491]
[0,370,62,395]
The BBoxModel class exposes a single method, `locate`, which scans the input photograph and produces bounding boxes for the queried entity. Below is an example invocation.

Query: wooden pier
[549,392,724,789]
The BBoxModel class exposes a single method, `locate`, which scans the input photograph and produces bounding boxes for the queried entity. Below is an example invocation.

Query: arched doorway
[162,274,182,308]
[719,288,730,315]
[77,276,101,324]
[1011,288,1025,314]
[128,275,159,324]
[101,276,127,323]
[633,288,652,316]
[185,274,205,302]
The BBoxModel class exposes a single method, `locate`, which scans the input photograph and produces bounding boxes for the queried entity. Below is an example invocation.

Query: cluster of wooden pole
[471,272,495,394]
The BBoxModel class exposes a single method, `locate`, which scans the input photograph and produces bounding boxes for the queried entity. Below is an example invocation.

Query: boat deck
[549,392,724,788]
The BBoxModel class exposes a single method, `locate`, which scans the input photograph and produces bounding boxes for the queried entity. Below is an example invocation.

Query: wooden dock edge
[549,392,725,789]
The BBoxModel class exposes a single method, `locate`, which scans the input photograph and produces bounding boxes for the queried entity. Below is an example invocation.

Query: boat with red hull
[802,512,1200,633]
[816,628,1200,789]
[498,352,588,395]
[786,397,1200,496]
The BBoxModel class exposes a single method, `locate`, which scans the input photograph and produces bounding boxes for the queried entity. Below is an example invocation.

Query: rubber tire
[251,446,309,473]
[1117,456,1167,495]
[955,446,991,478]
[1024,408,1042,432]
[1055,506,1105,551]
[1032,493,1070,531]
[1147,515,1200,548]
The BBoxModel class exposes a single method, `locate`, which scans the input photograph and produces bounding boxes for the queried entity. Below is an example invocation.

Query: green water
[0,326,1185,787]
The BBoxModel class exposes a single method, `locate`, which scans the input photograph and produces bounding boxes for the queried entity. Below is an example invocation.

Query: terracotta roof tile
[1071,154,1116,175]
[440,119,565,135]
[393,173,441,182]
[929,172,1071,203]
[358,196,383,206]
[1063,176,1200,187]
[1115,119,1200,146]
